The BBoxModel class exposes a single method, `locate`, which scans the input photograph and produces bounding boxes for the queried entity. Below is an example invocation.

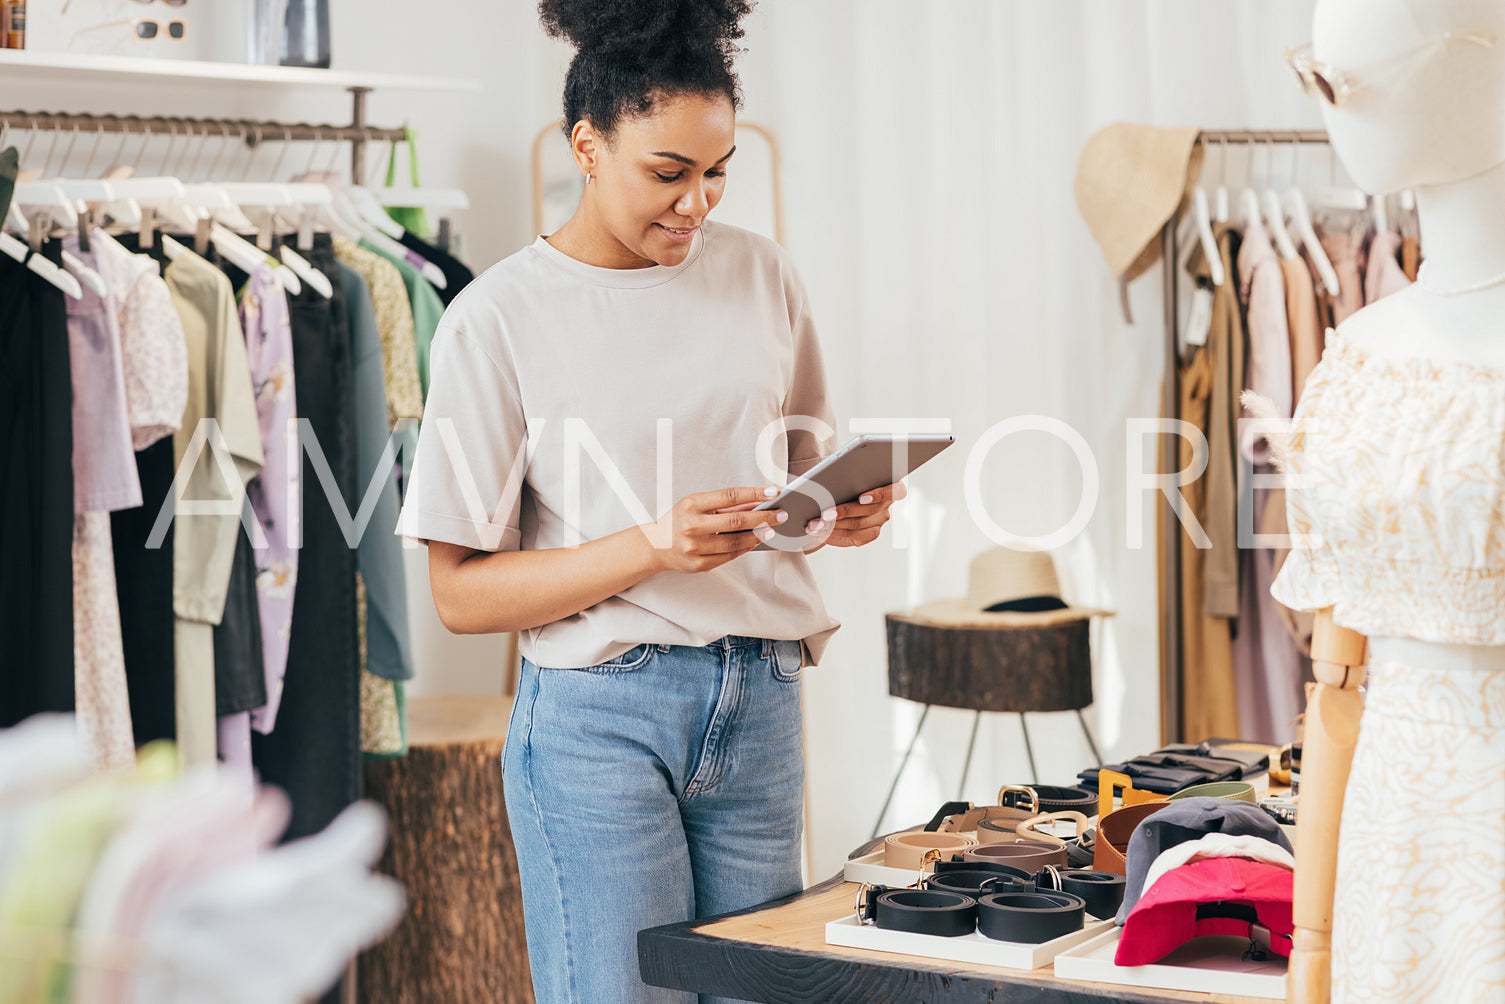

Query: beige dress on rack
[1270,328,1505,1003]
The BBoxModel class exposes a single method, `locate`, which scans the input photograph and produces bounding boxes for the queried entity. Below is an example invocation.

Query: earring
[585,172,592,184]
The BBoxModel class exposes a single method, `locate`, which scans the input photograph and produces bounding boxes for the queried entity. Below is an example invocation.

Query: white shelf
[0,48,478,92]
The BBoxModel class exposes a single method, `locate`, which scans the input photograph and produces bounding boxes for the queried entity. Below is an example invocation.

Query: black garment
[251,233,360,845]
[398,229,473,306]
[0,243,75,726]
[111,232,176,744]
[215,530,267,715]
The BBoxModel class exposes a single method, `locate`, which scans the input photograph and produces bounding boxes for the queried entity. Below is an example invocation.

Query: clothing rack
[0,97,404,183]
[1157,127,1330,744]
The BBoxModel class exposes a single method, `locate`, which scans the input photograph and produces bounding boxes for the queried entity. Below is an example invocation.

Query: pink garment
[1313,210,1367,326]
[1364,230,1412,304]
[72,512,135,771]
[96,235,189,451]
[1236,220,1292,466]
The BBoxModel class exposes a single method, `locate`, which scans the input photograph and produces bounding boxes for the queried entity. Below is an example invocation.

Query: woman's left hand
[801,480,908,552]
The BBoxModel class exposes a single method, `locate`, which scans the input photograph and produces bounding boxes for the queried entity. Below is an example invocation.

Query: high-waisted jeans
[503,635,806,1004]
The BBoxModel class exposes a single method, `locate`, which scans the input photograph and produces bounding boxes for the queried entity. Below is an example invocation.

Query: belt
[963,841,1067,870]
[926,868,1032,896]
[976,890,1086,944]
[1014,811,1097,868]
[883,831,976,870]
[856,885,978,938]
[1165,780,1257,803]
[1093,800,1171,875]
[928,786,1041,838]
[1031,865,1126,920]
[1027,785,1096,814]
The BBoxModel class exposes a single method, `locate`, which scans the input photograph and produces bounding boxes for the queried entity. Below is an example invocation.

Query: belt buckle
[853,882,875,925]
[997,785,1040,815]
[914,847,942,888]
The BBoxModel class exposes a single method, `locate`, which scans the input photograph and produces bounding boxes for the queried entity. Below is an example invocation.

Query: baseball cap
[1114,856,1294,967]
[1115,796,1292,925]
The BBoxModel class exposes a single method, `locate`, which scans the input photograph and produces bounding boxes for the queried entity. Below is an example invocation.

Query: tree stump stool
[873,613,1102,836]
[359,695,533,1004]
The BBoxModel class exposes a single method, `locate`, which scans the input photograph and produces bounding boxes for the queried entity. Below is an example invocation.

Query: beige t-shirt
[396,220,842,669]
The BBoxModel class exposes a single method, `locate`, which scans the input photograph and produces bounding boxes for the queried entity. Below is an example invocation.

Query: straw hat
[910,547,1113,628]
[1075,122,1203,284]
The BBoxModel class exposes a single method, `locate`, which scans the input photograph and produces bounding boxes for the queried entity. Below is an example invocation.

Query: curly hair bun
[538,0,753,59]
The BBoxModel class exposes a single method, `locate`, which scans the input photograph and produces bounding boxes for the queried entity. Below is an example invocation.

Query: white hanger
[1212,138,1230,224]
[0,229,84,299]
[60,245,107,297]
[1191,187,1224,286]
[108,177,200,234]
[13,181,81,229]
[375,186,470,213]
[1285,188,1340,297]
[183,184,256,233]
[1240,188,1263,232]
[278,244,333,299]
[345,185,447,288]
[1261,190,1299,261]
[209,223,303,297]
[1371,194,1389,236]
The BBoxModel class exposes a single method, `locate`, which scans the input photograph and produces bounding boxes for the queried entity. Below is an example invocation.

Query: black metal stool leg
[1075,708,1102,765]
[1019,711,1039,784]
[956,710,983,800]
[871,705,931,839]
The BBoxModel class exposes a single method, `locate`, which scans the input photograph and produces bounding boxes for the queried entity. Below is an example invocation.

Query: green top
[358,237,445,397]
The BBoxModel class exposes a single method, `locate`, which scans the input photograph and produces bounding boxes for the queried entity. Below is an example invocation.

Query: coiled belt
[976,891,1085,944]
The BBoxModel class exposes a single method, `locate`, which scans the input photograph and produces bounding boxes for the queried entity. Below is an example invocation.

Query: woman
[395,1,905,1000]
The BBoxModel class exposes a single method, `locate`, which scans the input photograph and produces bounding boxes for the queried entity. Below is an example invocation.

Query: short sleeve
[395,327,526,552]
[782,292,838,478]
[1267,425,1340,614]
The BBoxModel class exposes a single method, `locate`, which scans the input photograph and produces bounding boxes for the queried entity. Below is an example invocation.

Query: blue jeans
[503,635,806,1004]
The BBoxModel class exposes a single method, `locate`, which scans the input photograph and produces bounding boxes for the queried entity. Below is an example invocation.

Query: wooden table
[638,836,1276,1004]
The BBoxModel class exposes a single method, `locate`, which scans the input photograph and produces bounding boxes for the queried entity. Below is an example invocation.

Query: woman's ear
[570,119,600,180]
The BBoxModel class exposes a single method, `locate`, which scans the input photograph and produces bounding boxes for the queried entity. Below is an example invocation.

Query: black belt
[857,886,977,938]
[926,869,1032,896]
[976,891,1085,944]
[1033,865,1126,920]
[1027,785,1096,814]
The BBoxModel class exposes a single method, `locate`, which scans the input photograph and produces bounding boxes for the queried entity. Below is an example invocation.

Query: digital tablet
[749,433,954,551]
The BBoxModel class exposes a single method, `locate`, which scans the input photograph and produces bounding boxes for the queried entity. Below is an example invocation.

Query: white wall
[5,0,1328,879]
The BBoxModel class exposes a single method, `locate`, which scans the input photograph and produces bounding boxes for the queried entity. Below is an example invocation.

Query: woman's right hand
[640,486,791,573]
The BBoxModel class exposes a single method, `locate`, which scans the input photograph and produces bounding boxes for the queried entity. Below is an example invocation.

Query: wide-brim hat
[910,547,1113,629]
[1075,122,1204,284]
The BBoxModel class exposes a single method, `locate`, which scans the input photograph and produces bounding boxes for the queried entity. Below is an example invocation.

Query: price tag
[1186,287,1214,348]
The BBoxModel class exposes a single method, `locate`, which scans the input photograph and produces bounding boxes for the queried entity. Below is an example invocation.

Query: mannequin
[1280,2,1505,1003]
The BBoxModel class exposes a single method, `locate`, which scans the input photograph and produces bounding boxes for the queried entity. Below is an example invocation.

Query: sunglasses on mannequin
[1284,30,1497,107]
[68,17,186,47]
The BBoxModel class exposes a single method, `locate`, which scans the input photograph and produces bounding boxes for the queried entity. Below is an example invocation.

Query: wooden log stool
[359,695,533,1004]
[873,547,1111,836]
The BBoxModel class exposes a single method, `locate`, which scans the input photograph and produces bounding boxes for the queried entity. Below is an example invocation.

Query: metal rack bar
[1158,127,1329,743]
[0,95,404,182]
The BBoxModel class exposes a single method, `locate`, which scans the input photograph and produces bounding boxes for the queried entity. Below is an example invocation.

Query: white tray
[1053,927,1288,999]
[825,914,1113,970]
[843,849,931,888]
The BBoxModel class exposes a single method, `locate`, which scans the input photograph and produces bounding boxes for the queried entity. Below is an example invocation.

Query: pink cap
[1114,857,1293,967]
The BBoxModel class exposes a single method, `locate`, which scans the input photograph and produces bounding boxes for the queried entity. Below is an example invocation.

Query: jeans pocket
[577,643,657,674]
[769,639,802,683]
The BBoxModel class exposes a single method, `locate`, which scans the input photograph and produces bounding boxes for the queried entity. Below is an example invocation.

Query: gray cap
[1114,797,1292,925]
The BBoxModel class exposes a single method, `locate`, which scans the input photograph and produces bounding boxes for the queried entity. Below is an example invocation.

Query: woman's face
[583,92,736,267]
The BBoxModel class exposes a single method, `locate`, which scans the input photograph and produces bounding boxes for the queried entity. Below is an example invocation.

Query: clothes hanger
[1371,194,1389,236]
[1238,137,1264,233]
[1259,138,1299,262]
[1282,143,1340,296]
[1191,188,1225,286]
[1212,137,1230,225]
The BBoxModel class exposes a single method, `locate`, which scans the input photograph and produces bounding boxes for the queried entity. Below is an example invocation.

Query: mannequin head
[1311,0,1505,194]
